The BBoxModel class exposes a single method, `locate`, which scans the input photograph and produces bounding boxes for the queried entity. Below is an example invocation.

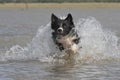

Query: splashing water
[0,17,120,63]
[76,17,120,63]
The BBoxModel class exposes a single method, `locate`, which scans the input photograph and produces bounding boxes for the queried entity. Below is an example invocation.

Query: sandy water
[0,8,120,80]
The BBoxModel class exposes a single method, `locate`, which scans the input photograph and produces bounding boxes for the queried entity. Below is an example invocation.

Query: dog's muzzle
[57,27,63,33]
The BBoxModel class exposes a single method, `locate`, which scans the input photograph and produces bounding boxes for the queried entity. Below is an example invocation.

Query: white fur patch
[57,34,79,54]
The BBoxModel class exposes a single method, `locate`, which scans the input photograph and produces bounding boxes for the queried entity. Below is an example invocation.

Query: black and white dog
[51,13,80,57]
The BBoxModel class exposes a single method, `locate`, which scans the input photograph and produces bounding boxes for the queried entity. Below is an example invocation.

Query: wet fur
[51,13,80,58]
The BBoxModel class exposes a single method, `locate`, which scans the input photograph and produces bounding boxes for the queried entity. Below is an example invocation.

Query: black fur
[51,13,80,51]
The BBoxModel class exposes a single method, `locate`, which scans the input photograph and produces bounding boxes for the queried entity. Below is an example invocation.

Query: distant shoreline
[0,3,120,8]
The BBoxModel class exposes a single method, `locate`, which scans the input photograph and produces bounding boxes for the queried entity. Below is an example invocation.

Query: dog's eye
[62,23,66,28]
[56,25,59,28]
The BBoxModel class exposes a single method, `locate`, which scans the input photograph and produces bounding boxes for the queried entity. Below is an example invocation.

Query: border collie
[51,13,80,59]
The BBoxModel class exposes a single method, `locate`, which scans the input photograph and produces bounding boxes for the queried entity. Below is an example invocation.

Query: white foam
[0,17,119,63]
[76,17,120,63]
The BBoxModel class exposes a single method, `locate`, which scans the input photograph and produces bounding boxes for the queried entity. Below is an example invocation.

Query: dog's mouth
[57,30,69,37]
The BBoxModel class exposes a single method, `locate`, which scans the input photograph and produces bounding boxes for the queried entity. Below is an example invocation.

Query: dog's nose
[57,29,62,33]
[57,28,63,33]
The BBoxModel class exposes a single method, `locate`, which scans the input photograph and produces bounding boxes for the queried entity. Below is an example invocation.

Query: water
[0,8,120,80]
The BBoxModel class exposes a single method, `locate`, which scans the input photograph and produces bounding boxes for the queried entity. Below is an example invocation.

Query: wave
[0,17,119,64]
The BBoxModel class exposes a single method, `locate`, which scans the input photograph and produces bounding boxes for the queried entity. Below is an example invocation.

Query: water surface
[0,8,120,80]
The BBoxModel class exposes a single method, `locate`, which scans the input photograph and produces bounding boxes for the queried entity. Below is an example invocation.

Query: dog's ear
[65,13,73,24]
[51,13,58,23]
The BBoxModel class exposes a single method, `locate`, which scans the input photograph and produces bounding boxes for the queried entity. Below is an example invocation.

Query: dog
[51,13,80,59]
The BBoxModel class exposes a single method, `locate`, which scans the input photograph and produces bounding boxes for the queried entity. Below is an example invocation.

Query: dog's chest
[57,36,72,48]
[57,36,78,52]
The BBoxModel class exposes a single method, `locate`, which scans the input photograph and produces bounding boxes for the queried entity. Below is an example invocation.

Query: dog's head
[51,13,75,36]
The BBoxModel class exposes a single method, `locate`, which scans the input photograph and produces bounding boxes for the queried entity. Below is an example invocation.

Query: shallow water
[0,8,120,80]
[0,61,120,80]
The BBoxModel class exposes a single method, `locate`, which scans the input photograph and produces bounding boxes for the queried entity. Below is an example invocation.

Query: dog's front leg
[52,32,64,51]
